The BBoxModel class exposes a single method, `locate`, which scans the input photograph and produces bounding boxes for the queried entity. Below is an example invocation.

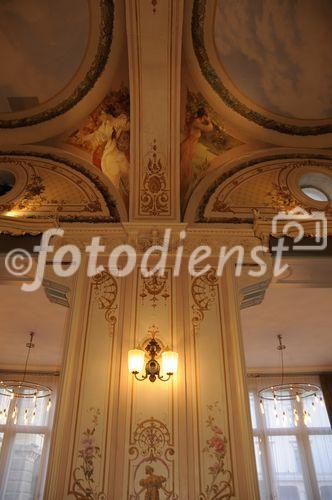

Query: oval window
[301,186,328,202]
[299,172,332,203]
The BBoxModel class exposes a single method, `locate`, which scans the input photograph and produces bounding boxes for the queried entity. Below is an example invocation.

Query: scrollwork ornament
[92,271,118,329]
[129,418,178,499]
[191,269,218,331]
[140,140,170,216]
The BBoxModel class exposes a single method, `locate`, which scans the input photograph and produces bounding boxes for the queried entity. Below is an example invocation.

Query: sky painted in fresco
[0,0,89,113]
[215,0,332,120]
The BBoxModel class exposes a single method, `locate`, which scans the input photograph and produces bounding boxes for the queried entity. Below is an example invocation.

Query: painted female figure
[139,465,166,500]
[180,107,213,199]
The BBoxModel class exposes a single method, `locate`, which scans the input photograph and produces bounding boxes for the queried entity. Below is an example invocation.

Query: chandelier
[0,332,52,424]
[257,335,323,425]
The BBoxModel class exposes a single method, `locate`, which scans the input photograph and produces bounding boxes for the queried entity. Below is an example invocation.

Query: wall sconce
[128,326,178,383]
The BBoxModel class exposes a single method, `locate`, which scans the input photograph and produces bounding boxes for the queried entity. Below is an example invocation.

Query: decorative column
[186,262,260,499]
[126,0,183,221]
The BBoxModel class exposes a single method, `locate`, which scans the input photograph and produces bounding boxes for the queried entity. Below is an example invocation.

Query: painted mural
[0,0,89,113]
[68,87,130,206]
[214,0,332,120]
[180,91,241,208]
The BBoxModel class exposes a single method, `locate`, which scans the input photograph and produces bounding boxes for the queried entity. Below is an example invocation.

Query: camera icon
[271,206,327,252]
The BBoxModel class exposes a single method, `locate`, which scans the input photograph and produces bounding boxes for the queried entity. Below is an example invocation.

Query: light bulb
[46,399,52,412]
[260,400,265,415]
[296,393,300,403]
[128,349,145,374]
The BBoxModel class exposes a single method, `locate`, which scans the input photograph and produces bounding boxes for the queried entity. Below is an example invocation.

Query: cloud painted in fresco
[214,0,332,120]
[0,0,89,113]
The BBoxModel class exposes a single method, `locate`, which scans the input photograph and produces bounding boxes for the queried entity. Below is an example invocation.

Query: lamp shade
[162,351,178,375]
[128,349,145,373]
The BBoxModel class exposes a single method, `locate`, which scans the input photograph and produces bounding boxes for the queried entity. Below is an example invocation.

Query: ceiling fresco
[67,86,130,208]
[214,0,332,120]
[0,0,89,113]
[180,90,242,212]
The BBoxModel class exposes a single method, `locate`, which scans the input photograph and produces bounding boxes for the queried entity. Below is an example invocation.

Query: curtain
[320,373,332,428]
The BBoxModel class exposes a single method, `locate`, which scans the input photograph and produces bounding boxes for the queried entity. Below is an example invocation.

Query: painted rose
[207,435,226,455]
[211,424,223,435]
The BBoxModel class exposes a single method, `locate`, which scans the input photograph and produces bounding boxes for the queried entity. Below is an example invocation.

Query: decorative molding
[140,273,170,309]
[191,269,218,331]
[92,271,118,331]
[191,0,332,136]
[151,0,158,14]
[129,417,178,499]
[140,140,170,216]
[43,279,70,308]
[0,151,121,222]
[196,153,332,222]
[0,0,114,129]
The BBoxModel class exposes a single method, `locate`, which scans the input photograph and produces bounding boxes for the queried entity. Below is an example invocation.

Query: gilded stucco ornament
[191,269,218,331]
[0,152,121,222]
[92,271,118,329]
[129,417,178,499]
[140,140,170,217]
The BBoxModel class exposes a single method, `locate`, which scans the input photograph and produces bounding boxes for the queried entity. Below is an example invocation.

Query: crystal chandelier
[0,332,52,424]
[257,335,323,425]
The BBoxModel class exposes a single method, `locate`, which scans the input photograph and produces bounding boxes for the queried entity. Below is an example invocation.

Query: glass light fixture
[258,335,321,425]
[0,332,53,424]
[128,326,178,383]
[128,349,145,374]
[162,351,178,376]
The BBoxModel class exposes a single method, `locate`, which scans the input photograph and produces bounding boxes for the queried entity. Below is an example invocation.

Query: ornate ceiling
[214,0,332,121]
[0,0,331,229]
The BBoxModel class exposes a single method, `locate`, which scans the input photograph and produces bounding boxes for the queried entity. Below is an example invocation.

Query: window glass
[0,393,10,424]
[253,436,268,499]
[310,435,332,496]
[302,397,330,429]
[16,395,51,427]
[268,435,307,500]
[264,398,295,429]
[3,433,44,498]
[249,393,257,429]
[301,186,328,202]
